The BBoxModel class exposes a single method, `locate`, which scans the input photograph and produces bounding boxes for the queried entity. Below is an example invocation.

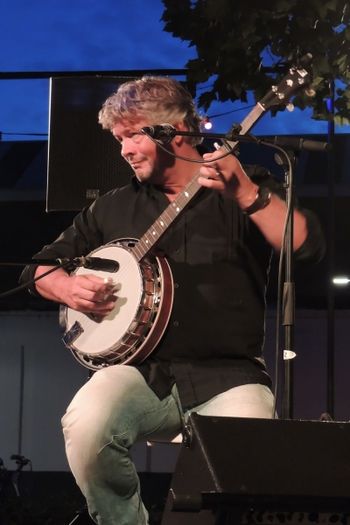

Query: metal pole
[326,79,335,419]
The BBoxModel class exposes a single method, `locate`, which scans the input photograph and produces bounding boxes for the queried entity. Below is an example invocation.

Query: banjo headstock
[259,54,312,111]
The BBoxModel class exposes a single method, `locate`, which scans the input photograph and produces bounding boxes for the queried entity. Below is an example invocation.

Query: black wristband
[242,186,272,215]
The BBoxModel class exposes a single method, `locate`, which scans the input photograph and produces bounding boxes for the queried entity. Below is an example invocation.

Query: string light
[197,103,257,132]
[200,116,213,130]
[332,276,350,285]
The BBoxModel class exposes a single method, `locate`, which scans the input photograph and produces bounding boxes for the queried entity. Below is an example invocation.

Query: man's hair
[98,76,202,146]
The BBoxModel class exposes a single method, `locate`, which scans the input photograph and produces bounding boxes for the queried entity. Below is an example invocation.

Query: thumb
[202,151,216,161]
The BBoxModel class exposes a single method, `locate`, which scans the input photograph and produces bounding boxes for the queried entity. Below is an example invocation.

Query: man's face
[112,119,171,184]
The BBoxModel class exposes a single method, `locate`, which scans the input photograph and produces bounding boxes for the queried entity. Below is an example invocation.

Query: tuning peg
[305,88,316,97]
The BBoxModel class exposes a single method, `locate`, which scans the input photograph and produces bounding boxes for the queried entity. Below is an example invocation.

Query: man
[20,76,324,525]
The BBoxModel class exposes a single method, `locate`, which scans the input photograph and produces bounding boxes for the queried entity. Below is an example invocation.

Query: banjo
[61,60,311,370]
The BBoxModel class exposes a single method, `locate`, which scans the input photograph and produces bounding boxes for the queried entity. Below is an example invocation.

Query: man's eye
[114,132,142,144]
[131,133,143,143]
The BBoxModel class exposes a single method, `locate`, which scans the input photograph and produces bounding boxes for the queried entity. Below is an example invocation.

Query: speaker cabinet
[46,76,135,211]
[161,414,350,524]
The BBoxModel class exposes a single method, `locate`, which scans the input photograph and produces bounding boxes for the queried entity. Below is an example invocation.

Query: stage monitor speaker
[161,414,350,525]
[46,76,135,212]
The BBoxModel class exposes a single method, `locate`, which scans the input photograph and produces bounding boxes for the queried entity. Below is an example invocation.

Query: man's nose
[120,137,136,158]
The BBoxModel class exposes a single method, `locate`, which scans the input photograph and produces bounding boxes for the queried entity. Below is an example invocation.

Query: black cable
[0,106,254,138]
[256,141,294,418]
[0,131,48,137]
[150,127,294,417]
[207,104,256,119]
[273,198,292,418]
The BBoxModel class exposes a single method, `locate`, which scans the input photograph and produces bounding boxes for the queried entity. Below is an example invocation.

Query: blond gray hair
[98,76,202,146]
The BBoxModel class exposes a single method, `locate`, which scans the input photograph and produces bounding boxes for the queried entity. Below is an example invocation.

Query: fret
[131,242,143,261]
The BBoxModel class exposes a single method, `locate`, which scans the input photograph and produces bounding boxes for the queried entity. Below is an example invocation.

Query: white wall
[0,309,349,473]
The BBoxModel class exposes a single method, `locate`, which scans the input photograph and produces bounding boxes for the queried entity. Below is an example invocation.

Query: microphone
[141,124,177,144]
[61,256,120,272]
[267,136,330,152]
[33,257,120,272]
[11,454,30,466]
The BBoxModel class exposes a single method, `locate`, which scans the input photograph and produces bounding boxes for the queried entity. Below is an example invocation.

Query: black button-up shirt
[21,166,324,409]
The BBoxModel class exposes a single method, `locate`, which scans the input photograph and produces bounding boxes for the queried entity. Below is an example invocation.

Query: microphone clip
[141,124,176,145]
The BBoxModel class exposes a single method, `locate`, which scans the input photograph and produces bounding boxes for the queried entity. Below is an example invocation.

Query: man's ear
[173,121,188,146]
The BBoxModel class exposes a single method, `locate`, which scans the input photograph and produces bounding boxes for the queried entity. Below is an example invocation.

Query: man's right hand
[34,266,117,315]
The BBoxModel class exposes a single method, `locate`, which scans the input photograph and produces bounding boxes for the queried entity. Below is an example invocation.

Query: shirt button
[174,282,179,289]
[173,320,179,327]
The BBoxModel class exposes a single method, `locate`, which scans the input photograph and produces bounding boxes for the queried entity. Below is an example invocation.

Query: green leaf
[161,0,350,121]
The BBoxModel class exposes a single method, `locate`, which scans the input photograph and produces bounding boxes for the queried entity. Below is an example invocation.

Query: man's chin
[135,171,147,183]
[134,170,156,184]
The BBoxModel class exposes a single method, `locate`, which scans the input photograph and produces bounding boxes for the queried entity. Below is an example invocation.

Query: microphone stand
[245,138,297,420]
[274,147,297,420]
[0,260,75,300]
[153,125,302,418]
[0,258,79,268]
[169,128,300,418]
[282,155,296,420]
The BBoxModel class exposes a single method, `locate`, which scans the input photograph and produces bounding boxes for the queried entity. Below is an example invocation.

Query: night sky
[1,0,349,141]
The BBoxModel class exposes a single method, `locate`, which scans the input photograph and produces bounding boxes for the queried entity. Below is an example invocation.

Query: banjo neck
[130,57,311,263]
[130,103,265,264]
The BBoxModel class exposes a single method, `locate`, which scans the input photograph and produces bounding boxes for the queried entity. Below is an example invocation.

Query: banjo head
[61,239,174,370]
[63,243,143,360]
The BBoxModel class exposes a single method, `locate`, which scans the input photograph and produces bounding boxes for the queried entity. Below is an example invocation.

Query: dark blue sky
[1,0,348,140]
